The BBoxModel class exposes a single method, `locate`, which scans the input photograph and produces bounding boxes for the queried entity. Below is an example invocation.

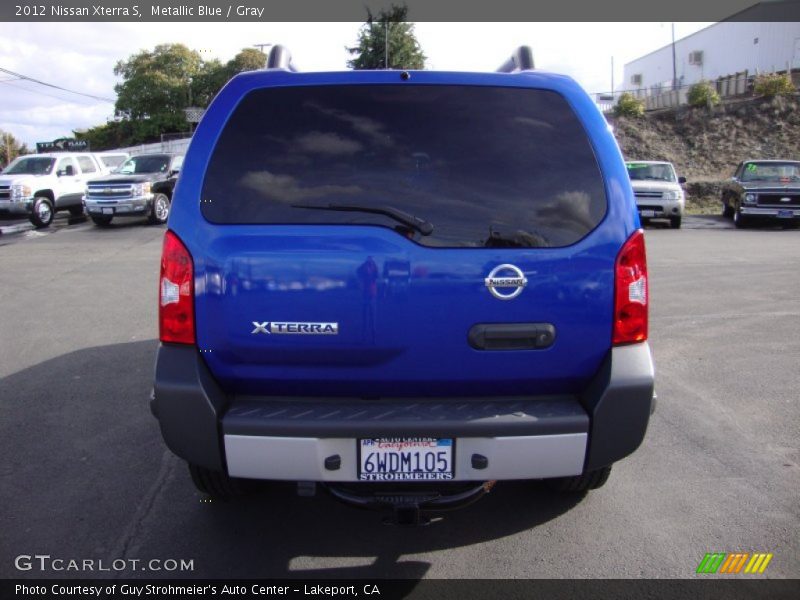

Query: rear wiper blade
[291,203,434,236]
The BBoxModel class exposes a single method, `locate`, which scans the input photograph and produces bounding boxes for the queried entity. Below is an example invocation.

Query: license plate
[358,437,454,481]
[777,210,793,218]
[102,207,113,215]
[640,210,656,217]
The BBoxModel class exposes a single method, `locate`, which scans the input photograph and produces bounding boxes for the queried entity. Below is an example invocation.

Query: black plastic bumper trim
[580,343,655,471]
[152,344,228,471]
[222,396,589,438]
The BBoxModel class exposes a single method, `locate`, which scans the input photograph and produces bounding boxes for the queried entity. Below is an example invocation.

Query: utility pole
[253,43,273,54]
[384,22,389,69]
[611,56,615,97]
[671,23,678,90]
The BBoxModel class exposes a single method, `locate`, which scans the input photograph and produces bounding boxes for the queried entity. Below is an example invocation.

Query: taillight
[159,230,195,344]
[613,229,648,345]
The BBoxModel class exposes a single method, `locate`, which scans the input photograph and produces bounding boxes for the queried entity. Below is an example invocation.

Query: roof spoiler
[497,46,535,73]
[266,45,298,72]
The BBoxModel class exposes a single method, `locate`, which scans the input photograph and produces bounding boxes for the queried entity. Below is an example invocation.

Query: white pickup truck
[0,152,104,228]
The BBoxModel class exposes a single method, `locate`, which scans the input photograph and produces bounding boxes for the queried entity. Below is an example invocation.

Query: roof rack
[266,45,298,72]
[496,46,535,73]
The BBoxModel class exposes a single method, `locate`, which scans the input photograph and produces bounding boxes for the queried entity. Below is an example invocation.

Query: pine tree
[347,5,426,70]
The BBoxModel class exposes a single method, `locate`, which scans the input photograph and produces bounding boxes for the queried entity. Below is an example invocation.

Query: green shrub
[687,81,720,107]
[613,92,645,117]
[754,73,795,97]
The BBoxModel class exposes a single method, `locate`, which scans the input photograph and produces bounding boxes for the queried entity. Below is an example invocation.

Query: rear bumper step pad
[222,396,588,438]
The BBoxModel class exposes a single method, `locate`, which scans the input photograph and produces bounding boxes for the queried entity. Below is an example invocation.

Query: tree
[191,58,229,109]
[75,116,186,150]
[114,43,202,121]
[0,130,29,168]
[226,48,267,74]
[78,45,270,150]
[193,48,267,106]
[347,5,426,70]
[115,44,267,121]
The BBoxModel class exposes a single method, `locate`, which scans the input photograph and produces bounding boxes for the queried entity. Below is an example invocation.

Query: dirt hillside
[608,94,800,212]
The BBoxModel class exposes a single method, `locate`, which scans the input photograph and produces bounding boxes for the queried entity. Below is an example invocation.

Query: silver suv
[625,161,686,229]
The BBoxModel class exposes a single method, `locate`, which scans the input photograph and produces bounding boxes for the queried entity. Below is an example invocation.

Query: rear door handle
[468,323,556,351]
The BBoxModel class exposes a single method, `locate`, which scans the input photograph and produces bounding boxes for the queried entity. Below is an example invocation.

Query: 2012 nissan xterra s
[151,46,655,524]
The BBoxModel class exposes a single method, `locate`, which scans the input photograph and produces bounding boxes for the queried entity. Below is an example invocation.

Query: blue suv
[152,46,654,523]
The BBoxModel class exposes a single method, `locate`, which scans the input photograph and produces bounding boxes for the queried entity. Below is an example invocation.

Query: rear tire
[188,463,246,499]
[147,193,171,225]
[29,196,54,228]
[548,465,612,492]
[90,215,113,227]
[669,215,682,229]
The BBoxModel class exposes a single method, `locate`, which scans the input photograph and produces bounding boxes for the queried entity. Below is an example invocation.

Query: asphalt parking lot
[0,215,798,580]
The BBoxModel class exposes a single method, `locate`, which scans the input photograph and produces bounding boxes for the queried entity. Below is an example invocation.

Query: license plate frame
[777,209,793,219]
[640,209,656,218]
[357,437,455,482]
[102,207,114,215]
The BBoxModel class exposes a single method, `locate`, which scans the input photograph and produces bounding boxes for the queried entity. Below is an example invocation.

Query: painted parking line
[0,214,90,237]
[0,221,34,235]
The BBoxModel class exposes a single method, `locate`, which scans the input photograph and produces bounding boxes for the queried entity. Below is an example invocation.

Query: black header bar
[3,579,800,600]
[2,0,799,22]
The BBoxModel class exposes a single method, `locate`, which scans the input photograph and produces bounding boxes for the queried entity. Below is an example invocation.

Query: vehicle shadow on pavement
[0,340,587,581]
[83,218,166,230]
[188,479,586,579]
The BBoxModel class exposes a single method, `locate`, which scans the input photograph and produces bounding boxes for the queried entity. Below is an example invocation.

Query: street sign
[36,138,89,153]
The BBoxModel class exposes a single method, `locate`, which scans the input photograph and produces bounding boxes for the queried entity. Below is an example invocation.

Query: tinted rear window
[201,85,606,248]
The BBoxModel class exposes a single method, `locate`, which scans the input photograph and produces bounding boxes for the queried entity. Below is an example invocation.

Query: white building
[621,5,800,97]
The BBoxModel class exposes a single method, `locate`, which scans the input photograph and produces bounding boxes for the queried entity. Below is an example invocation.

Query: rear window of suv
[201,84,607,248]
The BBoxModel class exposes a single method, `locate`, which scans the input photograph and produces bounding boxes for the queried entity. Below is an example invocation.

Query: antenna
[266,45,298,72]
[497,46,535,73]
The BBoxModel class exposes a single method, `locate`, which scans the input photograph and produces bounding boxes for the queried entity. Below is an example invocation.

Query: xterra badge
[251,321,339,335]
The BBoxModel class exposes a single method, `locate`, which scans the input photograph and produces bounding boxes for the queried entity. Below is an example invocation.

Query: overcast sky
[0,22,713,147]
